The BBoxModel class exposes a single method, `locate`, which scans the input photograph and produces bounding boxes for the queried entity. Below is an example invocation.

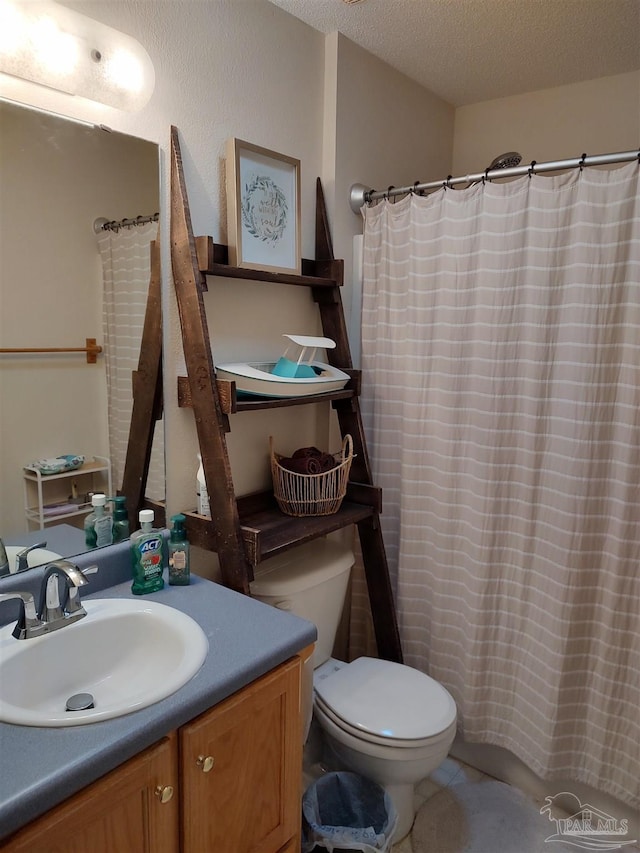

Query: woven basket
[270,434,353,517]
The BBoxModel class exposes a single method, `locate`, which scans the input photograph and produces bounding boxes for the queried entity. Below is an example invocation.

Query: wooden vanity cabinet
[180,655,302,853]
[0,735,179,853]
[0,656,303,853]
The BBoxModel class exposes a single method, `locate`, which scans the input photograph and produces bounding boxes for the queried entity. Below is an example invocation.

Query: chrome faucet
[37,560,97,630]
[0,560,98,640]
[0,591,42,640]
[15,541,47,573]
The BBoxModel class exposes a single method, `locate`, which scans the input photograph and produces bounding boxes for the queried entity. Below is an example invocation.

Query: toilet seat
[313,657,457,745]
[314,695,453,749]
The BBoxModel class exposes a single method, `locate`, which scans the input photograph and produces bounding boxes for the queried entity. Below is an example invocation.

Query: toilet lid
[314,657,456,740]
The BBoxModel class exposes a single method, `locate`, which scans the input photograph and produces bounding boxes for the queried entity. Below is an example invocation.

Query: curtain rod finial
[350,183,371,214]
[93,217,109,235]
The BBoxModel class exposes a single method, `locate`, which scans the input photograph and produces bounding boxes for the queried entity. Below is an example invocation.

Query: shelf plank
[201,263,339,290]
[182,492,373,568]
[22,459,109,481]
[177,371,361,414]
[194,236,341,290]
[239,499,374,566]
[230,388,355,412]
[25,507,90,523]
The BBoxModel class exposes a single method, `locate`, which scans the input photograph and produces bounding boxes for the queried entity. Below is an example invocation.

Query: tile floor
[391,757,639,853]
[303,732,640,853]
[391,757,484,853]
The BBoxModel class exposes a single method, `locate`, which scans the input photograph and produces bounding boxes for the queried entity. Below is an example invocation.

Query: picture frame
[226,138,301,275]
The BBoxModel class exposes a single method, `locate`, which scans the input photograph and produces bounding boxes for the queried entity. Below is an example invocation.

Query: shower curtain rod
[93,212,159,234]
[349,149,640,212]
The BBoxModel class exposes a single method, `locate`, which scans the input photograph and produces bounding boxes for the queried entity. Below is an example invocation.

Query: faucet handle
[15,541,47,573]
[80,565,99,577]
[66,565,99,614]
[0,591,43,640]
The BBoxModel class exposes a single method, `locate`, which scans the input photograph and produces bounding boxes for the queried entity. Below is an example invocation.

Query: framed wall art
[226,138,301,275]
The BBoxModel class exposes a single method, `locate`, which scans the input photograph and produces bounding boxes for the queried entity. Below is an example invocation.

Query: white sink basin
[0,598,208,726]
[5,546,62,573]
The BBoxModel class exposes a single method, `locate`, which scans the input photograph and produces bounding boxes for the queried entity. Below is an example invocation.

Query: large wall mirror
[0,99,163,572]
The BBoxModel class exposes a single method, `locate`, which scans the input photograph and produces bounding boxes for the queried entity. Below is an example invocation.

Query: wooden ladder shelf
[170,128,402,663]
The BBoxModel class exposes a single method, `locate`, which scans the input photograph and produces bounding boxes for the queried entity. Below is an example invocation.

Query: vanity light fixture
[0,0,154,110]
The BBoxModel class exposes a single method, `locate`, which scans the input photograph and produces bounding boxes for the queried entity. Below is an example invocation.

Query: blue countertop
[0,544,316,841]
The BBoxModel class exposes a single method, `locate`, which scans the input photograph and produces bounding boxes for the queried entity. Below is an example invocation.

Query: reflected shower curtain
[360,162,640,806]
[97,222,165,501]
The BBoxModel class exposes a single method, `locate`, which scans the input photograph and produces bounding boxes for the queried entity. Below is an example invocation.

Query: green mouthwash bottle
[131,509,164,595]
[84,494,113,549]
[111,496,130,543]
[168,514,190,586]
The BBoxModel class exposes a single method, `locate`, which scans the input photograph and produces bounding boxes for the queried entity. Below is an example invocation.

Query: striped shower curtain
[97,222,165,501]
[359,162,640,807]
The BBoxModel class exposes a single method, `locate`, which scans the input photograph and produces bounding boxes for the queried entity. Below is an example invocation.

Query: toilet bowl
[250,539,457,842]
[313,656,456,840]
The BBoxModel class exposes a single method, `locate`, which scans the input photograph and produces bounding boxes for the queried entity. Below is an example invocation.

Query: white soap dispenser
[196,454,211,518]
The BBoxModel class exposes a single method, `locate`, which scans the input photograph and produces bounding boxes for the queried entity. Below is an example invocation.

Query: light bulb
[105,48,144,93]
[32,16,78,76]
[0,0,27,56]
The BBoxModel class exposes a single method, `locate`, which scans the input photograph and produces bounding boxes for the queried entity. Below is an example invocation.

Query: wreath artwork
[226,138,300,272]
[241,174,288,246]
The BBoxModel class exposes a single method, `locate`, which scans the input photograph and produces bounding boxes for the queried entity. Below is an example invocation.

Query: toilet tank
[250,538,354,668]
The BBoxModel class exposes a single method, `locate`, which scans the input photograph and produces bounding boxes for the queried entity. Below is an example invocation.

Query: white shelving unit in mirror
[23,456,112,531]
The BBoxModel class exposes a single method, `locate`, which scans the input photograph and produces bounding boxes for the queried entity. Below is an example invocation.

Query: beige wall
[0,102,158,537]
[327,34,454,359]
[453,71,640,175]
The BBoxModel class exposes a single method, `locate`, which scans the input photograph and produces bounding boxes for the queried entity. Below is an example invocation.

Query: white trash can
[301,771,398,853]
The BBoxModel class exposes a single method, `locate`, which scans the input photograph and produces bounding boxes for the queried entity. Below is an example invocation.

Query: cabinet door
[180,657,302,853]
[276,840,299,853]
[0,735,179,853]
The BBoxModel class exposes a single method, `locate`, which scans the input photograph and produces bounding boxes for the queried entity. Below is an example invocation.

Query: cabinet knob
[196,754,215,773]
[154,784,174,804]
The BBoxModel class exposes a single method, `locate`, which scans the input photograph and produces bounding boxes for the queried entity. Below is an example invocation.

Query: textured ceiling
[266,0,640,106]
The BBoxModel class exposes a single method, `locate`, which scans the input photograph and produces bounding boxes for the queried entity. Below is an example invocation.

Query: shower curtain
[97,222,165,501]
[359,162,639,807]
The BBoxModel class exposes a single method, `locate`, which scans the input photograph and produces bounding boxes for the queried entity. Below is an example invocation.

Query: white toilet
[250,538,457,842]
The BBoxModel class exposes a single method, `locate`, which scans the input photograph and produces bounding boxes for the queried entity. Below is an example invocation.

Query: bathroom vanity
[1,659,303,852]
[0,544,316,852]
